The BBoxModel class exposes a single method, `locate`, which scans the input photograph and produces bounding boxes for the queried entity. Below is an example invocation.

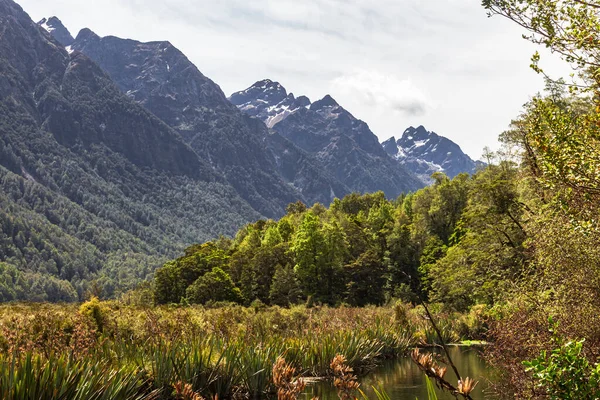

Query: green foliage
[186,267,242,305]
[427,162,527,310]
[154,171,517,309]
[0,263,22,302]
[361,386,392,400]
[473,2,600,397]
[425,376,439,400]
[269,265,302,306]
[411,174,469,247]
[79,296,109,333]
[292,211,328,299]
[154,243,231,304]
[344,250,386,306]
[0,353,149,400]
[524,321,600,400]
[483,0,600,90]
[0,302,474,400]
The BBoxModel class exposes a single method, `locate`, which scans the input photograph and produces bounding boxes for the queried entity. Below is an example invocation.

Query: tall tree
[292,212,327,302]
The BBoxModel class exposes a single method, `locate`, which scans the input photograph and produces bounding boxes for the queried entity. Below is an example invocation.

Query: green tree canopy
[186,267,242,305]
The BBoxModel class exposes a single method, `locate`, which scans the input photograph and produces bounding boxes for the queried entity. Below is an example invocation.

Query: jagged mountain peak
[229,79,289,109]
[255,79,288,96]
[38,16,74,46]
[381,137,399,157]
[232,79,422,196]
[254,78,282,89]
[75,27,100,42]
[399,125,456,153]
[392,125,478,182]
[230,81,346,131]
[295,95,311,107]
[233,79,286,96]
[310,94,339,111]
[401,125,438,141]
[229,80,313,128]
[70,29,236,118]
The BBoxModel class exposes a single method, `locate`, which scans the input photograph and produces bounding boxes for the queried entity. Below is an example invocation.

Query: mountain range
[0,0,480,301]
[230,80,479,186]
[230,80,421,197]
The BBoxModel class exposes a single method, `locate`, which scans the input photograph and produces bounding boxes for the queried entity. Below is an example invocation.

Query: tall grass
[0,353,153,400]
[0,302,483,399]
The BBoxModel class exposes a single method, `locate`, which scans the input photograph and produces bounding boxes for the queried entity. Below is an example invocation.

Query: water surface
[302,346,495,399]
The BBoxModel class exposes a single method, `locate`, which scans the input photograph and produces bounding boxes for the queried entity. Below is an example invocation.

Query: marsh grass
[0,302,483,399]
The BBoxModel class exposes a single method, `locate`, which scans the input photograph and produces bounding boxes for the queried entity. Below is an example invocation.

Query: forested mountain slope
[60,25,350,216]
[0,0,260,301]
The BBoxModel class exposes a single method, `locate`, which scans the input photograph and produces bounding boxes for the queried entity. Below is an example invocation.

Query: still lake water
[302,346,495,400]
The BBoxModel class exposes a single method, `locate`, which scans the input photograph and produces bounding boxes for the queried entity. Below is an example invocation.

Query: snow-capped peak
[229,80,314,128]
[392,125,479,182]
[310,94,339,111]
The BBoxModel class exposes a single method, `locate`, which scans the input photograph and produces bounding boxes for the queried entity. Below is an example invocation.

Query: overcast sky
[20,0,568,159]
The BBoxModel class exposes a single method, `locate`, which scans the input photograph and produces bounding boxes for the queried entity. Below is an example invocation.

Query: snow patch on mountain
[39,18,54,32]
[383,125,480,185]
[229,80,312,128]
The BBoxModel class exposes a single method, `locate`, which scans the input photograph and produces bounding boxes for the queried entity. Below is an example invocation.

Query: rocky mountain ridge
[232,80,479,186]
[37,16,73,46]
[230,80,423,197]
[41,25,351,215]
[383,125,480,183]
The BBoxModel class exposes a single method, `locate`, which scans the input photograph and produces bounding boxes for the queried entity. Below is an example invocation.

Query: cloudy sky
[20,0,567,159]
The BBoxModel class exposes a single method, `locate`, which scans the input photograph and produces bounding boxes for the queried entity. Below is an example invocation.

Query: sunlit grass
[0,301,484,399]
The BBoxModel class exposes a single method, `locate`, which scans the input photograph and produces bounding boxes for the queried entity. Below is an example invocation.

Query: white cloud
[331,70,432,117]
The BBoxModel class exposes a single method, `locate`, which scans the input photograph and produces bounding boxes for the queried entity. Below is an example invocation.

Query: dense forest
[152,165,523,311]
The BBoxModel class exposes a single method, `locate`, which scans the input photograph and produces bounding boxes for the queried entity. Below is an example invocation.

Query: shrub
[524,322,600,400]
[79,297,109,333]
